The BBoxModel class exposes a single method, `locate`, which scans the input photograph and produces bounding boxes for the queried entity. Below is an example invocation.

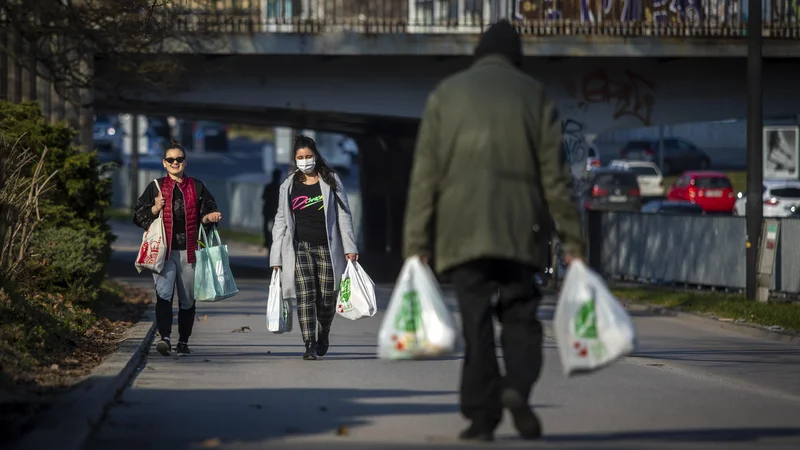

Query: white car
[608,160,664,197]
[733,180,800,217]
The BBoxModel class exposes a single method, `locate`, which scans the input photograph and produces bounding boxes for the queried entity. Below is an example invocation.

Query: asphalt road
[86,224,800,450]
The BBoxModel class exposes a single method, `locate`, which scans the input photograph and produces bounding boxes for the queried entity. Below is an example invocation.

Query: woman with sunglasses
[133,140,222,356]
[271,135,358,360]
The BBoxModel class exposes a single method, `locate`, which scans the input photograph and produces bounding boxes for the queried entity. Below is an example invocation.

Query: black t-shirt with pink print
[291,182,328,246]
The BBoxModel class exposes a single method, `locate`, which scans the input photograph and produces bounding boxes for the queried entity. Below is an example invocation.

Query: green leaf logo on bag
[574,298,598,340]
[340,277,352,303]
[396,291,421,332]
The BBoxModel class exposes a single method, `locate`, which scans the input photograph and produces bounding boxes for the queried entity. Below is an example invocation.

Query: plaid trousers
[294,240,336,344]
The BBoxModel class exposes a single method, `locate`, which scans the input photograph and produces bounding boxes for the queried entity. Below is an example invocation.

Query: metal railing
[153,0,799,37]
[590,211,800,296]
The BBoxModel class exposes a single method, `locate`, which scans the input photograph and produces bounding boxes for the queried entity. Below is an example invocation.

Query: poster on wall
[763,126,799,180]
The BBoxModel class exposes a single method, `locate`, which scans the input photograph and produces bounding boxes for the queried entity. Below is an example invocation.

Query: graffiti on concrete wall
[644,0,739,27]
[574,68,657,127]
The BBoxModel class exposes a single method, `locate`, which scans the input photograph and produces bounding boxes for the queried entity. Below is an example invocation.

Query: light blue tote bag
[195,227,239,302]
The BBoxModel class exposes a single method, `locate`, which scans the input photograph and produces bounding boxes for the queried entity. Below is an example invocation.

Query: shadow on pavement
[542,427,800,443]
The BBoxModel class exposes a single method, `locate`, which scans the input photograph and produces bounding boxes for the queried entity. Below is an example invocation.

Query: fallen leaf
[50,364,59,371]
[231,326,251,333]
[336,425,349,436]
[203,314,208,324]
[200,437,222,448]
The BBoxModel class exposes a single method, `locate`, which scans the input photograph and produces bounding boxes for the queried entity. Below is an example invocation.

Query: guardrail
[589,211,800,296]
[154,0,799,37]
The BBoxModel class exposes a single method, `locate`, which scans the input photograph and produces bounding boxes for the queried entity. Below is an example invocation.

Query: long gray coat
[269,173,358,300]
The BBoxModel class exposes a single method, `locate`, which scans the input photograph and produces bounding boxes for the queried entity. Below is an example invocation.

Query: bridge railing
[159,0,799,36]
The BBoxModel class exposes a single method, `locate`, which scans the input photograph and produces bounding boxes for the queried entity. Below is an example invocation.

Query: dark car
[584,168,642,212]
[619,138,711,175]
[641,200,705,215]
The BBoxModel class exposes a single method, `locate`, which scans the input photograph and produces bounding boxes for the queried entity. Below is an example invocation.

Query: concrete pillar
[20,42,36,102]
[77,55,94,150]
[0,30,8,101]
[351,133,415,283]
[7,31,22,103]
[37,64,52,118]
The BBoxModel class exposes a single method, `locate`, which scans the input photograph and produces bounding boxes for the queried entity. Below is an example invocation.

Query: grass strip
[611,286,800,333]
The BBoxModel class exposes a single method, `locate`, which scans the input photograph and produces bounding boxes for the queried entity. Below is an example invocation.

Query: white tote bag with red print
[135,180,167,274]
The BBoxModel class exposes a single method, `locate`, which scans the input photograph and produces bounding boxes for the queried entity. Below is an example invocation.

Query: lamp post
[745,0,763,300]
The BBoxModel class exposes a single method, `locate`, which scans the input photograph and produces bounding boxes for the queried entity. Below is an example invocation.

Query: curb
[9,311,157,450]
[628,303,800,344]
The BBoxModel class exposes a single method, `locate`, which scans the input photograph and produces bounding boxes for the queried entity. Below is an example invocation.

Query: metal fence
[155,0,800,36]
[593,211,800,295]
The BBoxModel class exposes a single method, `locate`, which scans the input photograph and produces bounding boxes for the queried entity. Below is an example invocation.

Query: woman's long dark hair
[292,134,338,191]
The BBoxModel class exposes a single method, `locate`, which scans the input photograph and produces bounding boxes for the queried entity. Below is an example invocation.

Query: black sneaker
[458,424,494,442]
[303,340,318,360]
[501,388,542,440]
[317,329,330,357]
[156,338,171,356]
[176,342,191,355]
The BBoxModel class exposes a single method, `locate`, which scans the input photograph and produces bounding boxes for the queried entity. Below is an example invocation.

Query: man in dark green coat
[403,20,585,442]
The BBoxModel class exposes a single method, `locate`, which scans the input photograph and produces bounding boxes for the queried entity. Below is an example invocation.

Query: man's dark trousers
[446,258,544,432]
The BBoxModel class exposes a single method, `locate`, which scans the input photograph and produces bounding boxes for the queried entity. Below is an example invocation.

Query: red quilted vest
[160,176,199,264]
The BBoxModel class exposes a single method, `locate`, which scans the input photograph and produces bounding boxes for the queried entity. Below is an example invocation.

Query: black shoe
[317,329,330,357]
[156,338,171,356]
[303,341,318,360]
[176,342,191,355]
[501,389,542,440]
[458,424,494,442]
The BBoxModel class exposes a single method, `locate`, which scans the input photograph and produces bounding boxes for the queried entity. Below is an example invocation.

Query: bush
[27,228,106,302]
[0,100,115,298]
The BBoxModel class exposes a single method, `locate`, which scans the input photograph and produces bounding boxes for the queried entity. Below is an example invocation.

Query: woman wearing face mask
[133,140,222,356]
[271,135,358,360]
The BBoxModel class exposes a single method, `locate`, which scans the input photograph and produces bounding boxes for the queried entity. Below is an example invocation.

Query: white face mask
[297,157,316,174]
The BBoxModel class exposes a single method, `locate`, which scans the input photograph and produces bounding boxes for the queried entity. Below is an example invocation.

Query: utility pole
[745,0,763,300]
[130,115,140,208]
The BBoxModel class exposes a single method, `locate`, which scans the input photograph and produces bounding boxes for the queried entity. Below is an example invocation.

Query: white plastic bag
[378,256,458,360]
[266,269,293,334]
[336,260,378,320]
[553,260,636,376]
[134,179,166,274]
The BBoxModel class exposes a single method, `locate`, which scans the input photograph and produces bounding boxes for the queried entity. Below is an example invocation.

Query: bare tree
[0,0,240,107]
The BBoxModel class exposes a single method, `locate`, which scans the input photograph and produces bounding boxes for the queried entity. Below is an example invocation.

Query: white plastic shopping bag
[266,269,293,334]
[378,256,458,360]
[336,260,378,320]
[135,179,166,274]
[553,260,636,376]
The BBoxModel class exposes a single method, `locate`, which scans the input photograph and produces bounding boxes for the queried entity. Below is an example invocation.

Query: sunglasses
[164,157,186,164]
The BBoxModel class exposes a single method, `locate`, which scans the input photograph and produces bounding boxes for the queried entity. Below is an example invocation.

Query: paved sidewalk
[84,231,800,450]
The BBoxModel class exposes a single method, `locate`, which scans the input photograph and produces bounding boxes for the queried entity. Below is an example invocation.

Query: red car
[666,171,736,213]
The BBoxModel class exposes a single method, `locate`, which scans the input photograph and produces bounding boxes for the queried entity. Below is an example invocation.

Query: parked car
[93,114,122,165]
[667,171,736,213]
[619,138,710,175]
[608,160,664,197]
[193,120,229,152]
[584,168,642,212]
[641,200,705,215]
[733,180,800,217]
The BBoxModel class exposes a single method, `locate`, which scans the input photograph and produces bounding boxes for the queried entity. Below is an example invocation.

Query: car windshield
[626,141,653,149]
[770,187,800,198]
[594,173,638,187]
[695,177,732,189]
[628,166,659,176]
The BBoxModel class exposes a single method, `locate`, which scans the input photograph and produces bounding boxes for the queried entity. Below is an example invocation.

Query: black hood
[473,20,522,67]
